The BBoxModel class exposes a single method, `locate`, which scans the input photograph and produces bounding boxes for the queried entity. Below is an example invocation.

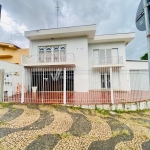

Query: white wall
[28,38,149,92]
[123,60,149,91]
[0,60,22,96]
[88,42,126,70]
[29,36,89,92]
[0,60,22,73]
[126,60,148,70]
[130,70,149,91]
[88,42,127,91]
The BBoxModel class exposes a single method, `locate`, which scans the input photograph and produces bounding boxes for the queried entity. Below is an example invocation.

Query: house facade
[2,24,149,104]
[23,24,137,93]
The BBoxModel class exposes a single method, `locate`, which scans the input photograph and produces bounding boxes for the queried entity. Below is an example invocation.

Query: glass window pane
[39,47,45,51]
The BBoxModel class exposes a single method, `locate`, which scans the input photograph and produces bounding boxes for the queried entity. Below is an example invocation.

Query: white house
[1,24,149,104]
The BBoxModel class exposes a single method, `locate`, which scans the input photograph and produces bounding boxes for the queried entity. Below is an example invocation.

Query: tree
[141,53,148,60]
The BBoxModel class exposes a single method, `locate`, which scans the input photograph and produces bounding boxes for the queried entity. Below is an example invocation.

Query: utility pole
[136,0,150,89]
[0,5,2,22]
[143,0,150,88]
[56,1,59,28]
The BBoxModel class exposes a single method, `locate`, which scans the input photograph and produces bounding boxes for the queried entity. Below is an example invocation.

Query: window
[39,47,45,62]
[93,49,99,65]
[38,45,66,63]
[99,48,119,64]
[60,45,66,50]
[46,47,52,62]
[46,47,51,51]
[39,47,45,51]
[60,45,66,62]
[101,73,111,89]
[54,46,59,51]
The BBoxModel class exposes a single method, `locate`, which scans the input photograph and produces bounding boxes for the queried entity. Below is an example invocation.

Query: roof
[127,60,148,62]
[24,24,135,45]
[88,33,135,45]
[24,24,96,40]
[0,42,20,49]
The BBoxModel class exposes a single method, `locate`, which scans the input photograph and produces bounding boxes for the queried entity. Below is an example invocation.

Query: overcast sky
[0,0,147,59]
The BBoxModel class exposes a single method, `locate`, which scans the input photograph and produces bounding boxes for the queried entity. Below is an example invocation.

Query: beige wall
[0,46,29,64]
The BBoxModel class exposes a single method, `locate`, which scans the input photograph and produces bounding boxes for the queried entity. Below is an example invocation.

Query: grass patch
[135,120,150,128]
[36,134,41,139]
[0,121,7,125]
[113,110,125,114]
[52,104,62,108]
[27,104,38,109]
[113,109,150,114]
[12,108,16,112]
[143,123,150,128]
[95,107,110,115]
[111,121,120,125]
[39,104,54,111]
[53,132,59,137]
[112,129,121,137]
[0,121,8,127]
[83,108,92,115]
[0,102,14,108]
[112,129,130,137]
[135,132,150,140]
[144,133,150,140]
[60,132,72,140]
[67,106,81,111]
[0,138,4,143]
[122,129,130,136]
[39,104,45,108]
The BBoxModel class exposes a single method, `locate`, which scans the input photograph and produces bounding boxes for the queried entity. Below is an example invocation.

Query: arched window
[54,46,59,51]
[60,45,66,50]
[46,47,51,51]
[39,47,44,51]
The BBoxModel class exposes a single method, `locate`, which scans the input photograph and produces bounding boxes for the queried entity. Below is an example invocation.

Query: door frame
[101,73,111,89]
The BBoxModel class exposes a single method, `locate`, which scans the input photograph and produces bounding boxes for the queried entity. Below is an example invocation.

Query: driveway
[0,103,150,150]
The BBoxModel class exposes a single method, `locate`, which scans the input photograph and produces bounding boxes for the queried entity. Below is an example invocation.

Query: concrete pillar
[110,67,114,104]
[21,67,25,103]
[0,69,4,102]
[63,68,66,104]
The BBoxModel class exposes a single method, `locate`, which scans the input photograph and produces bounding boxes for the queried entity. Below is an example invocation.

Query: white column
[59,46,60,62]
[52,47,54,62]
[42,71,44,103]
[21,67,25,103]
[63,68,66,104]
[110,67,114,104]
[44,47,46,63]
[104,73,107,89]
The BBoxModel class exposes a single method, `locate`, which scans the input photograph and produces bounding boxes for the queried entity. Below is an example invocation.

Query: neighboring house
[0,61,22,100]
[0,42,29,64]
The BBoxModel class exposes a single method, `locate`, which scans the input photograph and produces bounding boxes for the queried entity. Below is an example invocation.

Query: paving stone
[25,134,61,150]
[0,104,150,150]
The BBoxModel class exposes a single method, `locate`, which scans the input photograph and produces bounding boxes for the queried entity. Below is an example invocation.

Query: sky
[0,0,147,60]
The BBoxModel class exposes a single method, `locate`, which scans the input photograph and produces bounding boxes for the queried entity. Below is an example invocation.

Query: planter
[32,86,37,93]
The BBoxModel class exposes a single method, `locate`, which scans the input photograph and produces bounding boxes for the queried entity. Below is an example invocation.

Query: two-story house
[19,24,149,104]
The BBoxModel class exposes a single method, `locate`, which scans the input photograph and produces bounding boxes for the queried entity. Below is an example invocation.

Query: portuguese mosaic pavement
[0,104,150,150]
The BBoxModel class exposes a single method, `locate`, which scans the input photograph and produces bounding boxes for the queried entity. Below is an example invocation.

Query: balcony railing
[93,56,123,66]
[22,53,75,65]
